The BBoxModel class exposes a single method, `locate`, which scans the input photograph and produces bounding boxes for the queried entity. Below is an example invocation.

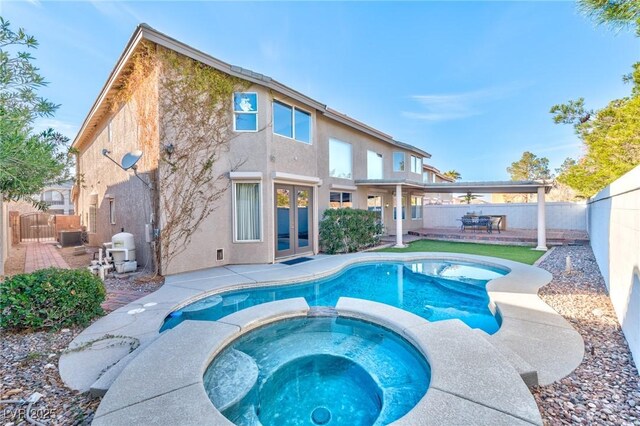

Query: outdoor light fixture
[101,149,152,189]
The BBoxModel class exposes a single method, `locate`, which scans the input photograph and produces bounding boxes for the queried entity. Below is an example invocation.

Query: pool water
[162,260,507,334]
[203,317,431,425]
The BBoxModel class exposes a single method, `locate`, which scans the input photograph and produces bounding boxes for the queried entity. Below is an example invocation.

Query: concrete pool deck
[92,299,542,425]
[59,252,584,424]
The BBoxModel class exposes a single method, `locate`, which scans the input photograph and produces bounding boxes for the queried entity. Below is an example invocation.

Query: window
[109,199,116,225]
[367,195,383,223]
[393,195,406,220]
[367,150,383,179]
[329,192,352,208]
[89,205,97,233]
[234,182,262,241]
[294,108,311,143]
[411,196,423,220]
[410,156,422,174]
[423,172,430,183]
[273,100,312,143]
[329,139,352,179]
[393,152,405,172]
[233,92,258,132]
[41,190,64,205]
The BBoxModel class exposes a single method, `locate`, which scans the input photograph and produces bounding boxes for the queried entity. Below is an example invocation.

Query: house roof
[72,24,431,159]
[354,179,553,194]
[422,163,454,182]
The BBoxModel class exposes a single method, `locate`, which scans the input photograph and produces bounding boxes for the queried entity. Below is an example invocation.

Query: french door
[275,184,313,258]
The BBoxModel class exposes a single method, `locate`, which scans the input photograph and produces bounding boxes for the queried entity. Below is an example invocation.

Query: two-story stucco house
[72,24,442,275]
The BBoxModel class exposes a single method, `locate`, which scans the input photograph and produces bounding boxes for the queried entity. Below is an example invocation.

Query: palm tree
[443,170,461,181]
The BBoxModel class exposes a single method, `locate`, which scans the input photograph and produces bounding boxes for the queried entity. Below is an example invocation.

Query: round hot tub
[260,354,382,425]
[204,316,430,426]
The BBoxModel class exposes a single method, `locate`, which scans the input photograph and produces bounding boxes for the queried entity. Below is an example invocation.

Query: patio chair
[477,216,492,233]
[490,216,502,234]
[460,216,476,232]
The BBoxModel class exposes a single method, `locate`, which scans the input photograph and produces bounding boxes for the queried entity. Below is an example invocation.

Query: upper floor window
[329,139,352,179]
[410,156,422,174]
[367,150,383,179]
[393,152,405,172]
[233,92,258,132]
[423,172,430,183]
[273,100,312,143]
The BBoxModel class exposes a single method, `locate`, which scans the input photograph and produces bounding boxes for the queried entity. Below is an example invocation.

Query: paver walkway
[102,290,155,312]
[23,242,70,273]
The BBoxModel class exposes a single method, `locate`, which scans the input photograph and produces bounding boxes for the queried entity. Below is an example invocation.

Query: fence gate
[20,212,56,242]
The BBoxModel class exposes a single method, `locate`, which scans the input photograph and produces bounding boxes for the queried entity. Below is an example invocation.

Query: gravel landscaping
[2,243,638,425]
[533,245,640,425]
[1,245,163,425]
[1,327,99,425]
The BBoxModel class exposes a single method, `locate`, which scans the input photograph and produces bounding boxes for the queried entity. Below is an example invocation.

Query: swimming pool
[161,260,507,334]
[204,316,431,425]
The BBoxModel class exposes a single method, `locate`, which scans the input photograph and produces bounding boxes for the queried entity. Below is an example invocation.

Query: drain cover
[311,406,331,425]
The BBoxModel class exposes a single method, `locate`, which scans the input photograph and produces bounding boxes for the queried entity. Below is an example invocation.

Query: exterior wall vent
[216,249,224,261]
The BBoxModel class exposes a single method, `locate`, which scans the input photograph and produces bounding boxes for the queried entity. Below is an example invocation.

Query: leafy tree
[0,17,57,121]
[551,64,640,198]
[0,18,70,205]
[0,125,71,207]
[506,152,552,202]
[578,0,640,35]
[548,2,640,198]
[443,170,461,181]
[507,151,552,181]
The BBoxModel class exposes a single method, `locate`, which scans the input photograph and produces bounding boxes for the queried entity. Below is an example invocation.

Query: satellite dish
[121,150,143,170]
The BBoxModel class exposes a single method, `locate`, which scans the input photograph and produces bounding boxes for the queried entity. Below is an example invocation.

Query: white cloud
[89,0,143,23]
[403,83,526,122]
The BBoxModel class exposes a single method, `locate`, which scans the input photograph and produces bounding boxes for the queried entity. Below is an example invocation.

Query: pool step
[205,349,259,412]
[473,330,539,387]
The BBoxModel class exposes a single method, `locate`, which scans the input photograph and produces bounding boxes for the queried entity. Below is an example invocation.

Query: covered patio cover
[355,179,553,250]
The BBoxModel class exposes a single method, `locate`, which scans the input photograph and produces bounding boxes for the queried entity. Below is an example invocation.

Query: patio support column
[395,184,405,248]
[536,186,547,250]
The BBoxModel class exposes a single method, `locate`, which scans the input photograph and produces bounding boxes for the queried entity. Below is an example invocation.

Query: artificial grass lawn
[377,239,545,265]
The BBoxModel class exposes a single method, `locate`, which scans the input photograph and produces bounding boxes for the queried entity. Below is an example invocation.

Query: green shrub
[319,208,383,254]
[0,268,106,330]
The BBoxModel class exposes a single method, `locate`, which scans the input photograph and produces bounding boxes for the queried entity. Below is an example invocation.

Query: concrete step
[472,329,539,387]
[89,340,154,397]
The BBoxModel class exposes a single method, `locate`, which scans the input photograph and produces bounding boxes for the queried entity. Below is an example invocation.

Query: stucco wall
[159,80,428,275]
[76,81,158,270]
[77,46,435,276]
[423,202,587,230]
[315,116,425,235]
[588,165,640,367]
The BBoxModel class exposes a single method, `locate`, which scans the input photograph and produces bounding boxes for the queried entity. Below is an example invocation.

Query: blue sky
[3,1,638,181]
